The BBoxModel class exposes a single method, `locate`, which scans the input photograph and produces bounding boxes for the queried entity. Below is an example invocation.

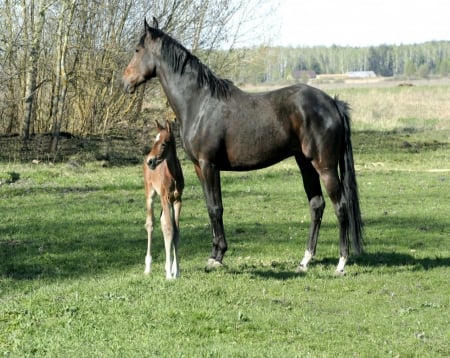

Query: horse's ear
[152,17,159,29]
[144,18,150,31]
[165,119,171,134]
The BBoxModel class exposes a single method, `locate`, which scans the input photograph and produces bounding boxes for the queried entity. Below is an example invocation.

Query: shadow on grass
[1,205,449,281]
[226,252,450,281]
[314,252,450,271]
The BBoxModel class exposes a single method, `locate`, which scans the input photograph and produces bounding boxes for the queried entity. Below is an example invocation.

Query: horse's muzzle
[123,82,136,94]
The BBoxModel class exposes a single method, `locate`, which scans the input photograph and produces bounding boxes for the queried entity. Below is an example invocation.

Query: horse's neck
[157,64,207,121]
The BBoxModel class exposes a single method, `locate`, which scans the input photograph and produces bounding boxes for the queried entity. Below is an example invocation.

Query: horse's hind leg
[295,155,325,273]
[320,168,350,275]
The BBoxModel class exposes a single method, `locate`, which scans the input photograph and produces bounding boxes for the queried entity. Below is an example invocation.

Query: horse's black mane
[144,28,231,100]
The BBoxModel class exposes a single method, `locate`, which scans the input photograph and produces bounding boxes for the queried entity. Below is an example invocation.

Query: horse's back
[209,84,343,169]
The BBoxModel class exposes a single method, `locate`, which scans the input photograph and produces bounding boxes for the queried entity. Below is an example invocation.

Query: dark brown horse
[144,120,184,279]
[123,18,363,275]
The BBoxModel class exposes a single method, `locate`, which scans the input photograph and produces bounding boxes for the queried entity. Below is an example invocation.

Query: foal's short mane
[143,27,231,100]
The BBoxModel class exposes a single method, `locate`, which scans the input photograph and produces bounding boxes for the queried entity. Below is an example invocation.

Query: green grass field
[1,89,450,356]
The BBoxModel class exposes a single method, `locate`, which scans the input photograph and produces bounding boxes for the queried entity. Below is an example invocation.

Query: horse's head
[122,17,162,94]
[146,120,174,170]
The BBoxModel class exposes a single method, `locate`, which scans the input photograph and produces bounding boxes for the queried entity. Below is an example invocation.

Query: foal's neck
[165,146,181,179]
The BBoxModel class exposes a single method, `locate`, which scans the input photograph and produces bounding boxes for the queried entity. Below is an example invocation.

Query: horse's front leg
[194,161,227,267]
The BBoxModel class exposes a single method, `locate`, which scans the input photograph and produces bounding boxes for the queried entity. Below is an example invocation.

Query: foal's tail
[335,97,364,254]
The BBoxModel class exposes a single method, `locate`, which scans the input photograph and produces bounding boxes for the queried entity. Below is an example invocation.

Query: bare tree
[1,0,273,140]
[21,0,50,140]
[49,0,76,151]
[1,0,21,134]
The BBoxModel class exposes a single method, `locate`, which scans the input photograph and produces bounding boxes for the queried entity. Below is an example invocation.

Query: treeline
[226,41,450,84]
[1,0,449,144]
[0,0,266,143]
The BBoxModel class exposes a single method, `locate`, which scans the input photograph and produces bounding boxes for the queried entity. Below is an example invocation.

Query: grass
[1,95,450,356]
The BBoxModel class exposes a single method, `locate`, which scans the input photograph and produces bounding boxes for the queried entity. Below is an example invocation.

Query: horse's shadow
[245,252,450,281]
[352,251,449,270]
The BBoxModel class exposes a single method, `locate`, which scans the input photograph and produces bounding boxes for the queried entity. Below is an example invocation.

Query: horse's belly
[223,134,293,170]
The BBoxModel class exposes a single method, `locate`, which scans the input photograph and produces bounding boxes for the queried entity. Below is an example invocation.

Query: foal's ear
[165,119,171,135]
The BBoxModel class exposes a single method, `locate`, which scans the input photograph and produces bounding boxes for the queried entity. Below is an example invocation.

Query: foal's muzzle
[147,157,158,170]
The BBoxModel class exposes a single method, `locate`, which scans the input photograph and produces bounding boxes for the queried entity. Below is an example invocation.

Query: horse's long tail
[335,97,364,254]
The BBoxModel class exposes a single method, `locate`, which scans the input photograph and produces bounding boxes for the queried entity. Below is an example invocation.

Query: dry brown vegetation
[243,78,450,131]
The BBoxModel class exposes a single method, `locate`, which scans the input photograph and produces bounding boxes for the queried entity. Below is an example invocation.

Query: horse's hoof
[295,264,308,273]
[206,258,217,267]
[334,269,346,276]
[208,258,223,267]
[205,258,224,272]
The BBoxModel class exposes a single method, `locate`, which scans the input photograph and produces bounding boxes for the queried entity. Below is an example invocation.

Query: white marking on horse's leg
[206,258,223,269]
[144,255,152,274]
[297,250,313,272]
[207,258,217,267]
[335,256,348,276]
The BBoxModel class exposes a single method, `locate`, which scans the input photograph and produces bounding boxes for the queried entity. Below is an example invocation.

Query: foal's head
[147,120,175,170]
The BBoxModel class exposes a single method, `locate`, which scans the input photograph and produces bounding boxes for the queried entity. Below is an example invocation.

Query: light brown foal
[143,120,184,279]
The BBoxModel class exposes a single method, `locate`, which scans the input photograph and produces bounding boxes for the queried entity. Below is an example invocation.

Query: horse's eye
[135,48,139,53]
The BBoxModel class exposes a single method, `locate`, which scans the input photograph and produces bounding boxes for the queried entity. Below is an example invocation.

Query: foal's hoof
[295,264,308,274]
[334,269,346,277]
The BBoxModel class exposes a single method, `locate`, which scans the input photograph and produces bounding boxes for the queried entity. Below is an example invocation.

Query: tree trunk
[50,0,75,153]
[21,0,46,140]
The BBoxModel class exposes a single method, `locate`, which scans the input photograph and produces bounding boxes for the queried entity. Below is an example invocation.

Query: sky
[272,0,450,47]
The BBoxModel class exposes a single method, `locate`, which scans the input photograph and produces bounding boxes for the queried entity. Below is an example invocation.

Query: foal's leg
[161,200,176,279]
[295,156,325,273]
[320,168,350,275]
[171,200,182,278]
[194,161,227,267]
[144,188,156,274]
